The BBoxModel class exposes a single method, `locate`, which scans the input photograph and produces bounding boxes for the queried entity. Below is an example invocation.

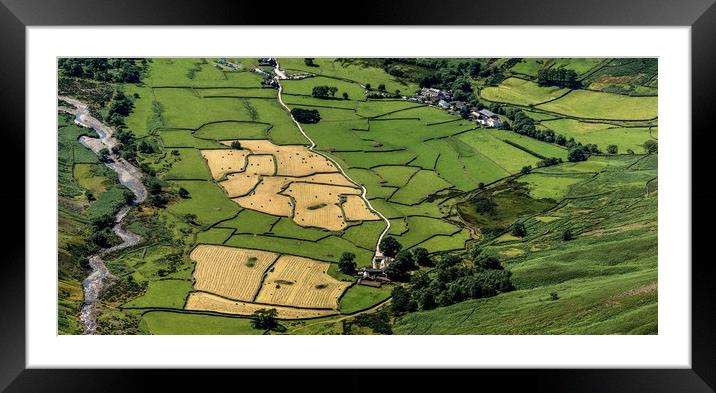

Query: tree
[567,145,589,162]
[511,222,527,237]
[474,252,502,271]
[137,140,154,154]
[230,140,242,149]
[378,83,386,91]
[607,144,618,154]
[472,196,496,213]
[338,252,356,274]
[148,178,163,195]
[379,236,402,258]
[98,148,111,162]
[311,85,338,98]
[416,289,437,310]
[178,187,190,199]
[643,140,658,154]
[520,165,532,175]
[413,247,433,267]
[342,92,349,100]
[365,83,372,90]
[290,108,321,124]
[250,308,278,330]
[391,286,416,315]
[304,58,316,67]
[184,213,199,225]
[562,229,574,241]
[550,292,560,301]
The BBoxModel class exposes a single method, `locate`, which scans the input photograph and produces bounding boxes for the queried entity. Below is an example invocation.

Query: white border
[27,27,690,368]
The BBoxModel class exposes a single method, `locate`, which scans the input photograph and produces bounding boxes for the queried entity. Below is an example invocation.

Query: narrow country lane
[272,63,391,265]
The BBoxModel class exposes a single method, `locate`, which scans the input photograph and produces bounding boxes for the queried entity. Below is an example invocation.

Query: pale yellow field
[190,245,279,302]
[298,172,357,187]
[244,154,276,175]
[255,255,351,309]
[341,195,380,222]
[285,182,362,231]
[203,140,374,231]
[233,176,294,216]
[185,292,338,319]
[219,173,260,197]
[201,149,249,180]
[229,140,337,176]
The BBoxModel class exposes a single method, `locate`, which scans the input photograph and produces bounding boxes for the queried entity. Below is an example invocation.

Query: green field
[480,77,569,106]
[540,119,654,152]
[339,284,393,314]
[167,180,240,226]
[536,89,657,120]
[141,311,261,334]
[123,279,193,309]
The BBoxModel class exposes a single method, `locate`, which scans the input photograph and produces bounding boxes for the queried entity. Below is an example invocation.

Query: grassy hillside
[394,154,657,334]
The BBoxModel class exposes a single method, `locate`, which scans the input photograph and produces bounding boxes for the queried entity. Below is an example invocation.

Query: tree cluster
[58,58,144,83]
[291,108,321,124]
[311,85,338,99]
[391,250,514,316]
[537,66,581,88]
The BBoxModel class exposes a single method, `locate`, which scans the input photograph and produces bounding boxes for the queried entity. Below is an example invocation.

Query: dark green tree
[379,236,402,258]
[511,222,527,237]
[562,229,574,241]
[643,140,658,154]
[98,148,111,162]
[250,308,279,330]
[607,144,618,154]
[567,145,589,162]
[338,252,357,275]
[230,140,242,149]
[391,286,416,315]
[413,247,433,267]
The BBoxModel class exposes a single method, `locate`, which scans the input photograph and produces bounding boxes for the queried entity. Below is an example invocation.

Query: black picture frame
[1,0,714,391]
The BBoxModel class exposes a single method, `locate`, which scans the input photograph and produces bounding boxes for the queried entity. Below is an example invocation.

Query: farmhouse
[472,108,501,128]
[356,267,391,287]
[438,99,451,109]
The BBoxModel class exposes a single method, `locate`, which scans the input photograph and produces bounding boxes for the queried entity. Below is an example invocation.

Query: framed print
[2,0,715,391]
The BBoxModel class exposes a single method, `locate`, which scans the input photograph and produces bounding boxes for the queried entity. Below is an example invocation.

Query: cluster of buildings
[356,267,392,288]
[409,87,501,128]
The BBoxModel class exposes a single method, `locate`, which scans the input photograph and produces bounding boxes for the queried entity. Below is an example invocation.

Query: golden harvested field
[185,292,338,319]
[299,172,357,187]
[341,194,380,222]
[255,255,351,309]
[201,149,249,180]
[233,176,294,216]
[244,154,276,175]
[285,182,362,231]
[190,245,279,301]
[203,139,372,231]
[219,173,260,197]
[227,140,337,176]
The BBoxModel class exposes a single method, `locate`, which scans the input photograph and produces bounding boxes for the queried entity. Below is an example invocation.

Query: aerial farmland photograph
[57,57,658,335]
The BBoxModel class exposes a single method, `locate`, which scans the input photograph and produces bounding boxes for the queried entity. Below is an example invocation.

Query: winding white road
[273,63,390,265]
